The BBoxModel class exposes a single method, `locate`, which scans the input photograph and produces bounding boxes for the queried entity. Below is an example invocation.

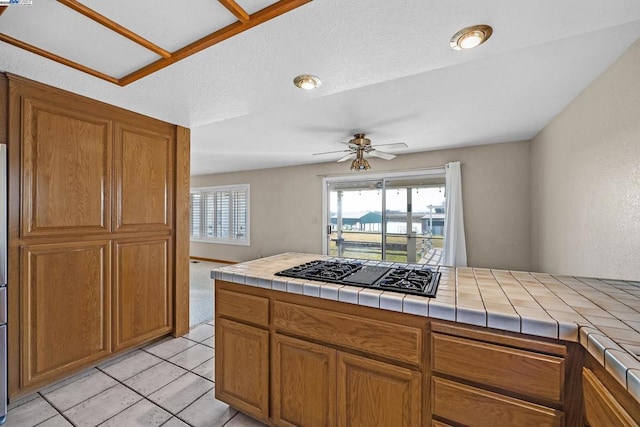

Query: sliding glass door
[327,180,383,260]
[325,172,446,264]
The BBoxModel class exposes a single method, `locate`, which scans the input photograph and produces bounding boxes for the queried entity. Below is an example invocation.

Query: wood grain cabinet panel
[21,97,112,237]
[432,333,565,403]
[273,301,422,366]
[216,318,269,421]
[21,241,111,388]
[583,368,637,427]
[113,237,172,351]
[337,352,421,427]
[217,288,269,327]
[273,334,336,427]
[432,377,564,427]
[6,76,188,398]
[114,122,173,232]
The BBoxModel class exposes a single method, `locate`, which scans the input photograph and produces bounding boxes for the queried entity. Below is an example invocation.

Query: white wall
[191,140,531,270]
[531,39,640,280]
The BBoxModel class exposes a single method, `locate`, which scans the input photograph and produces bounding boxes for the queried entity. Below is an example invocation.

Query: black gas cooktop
[275,259,440,297]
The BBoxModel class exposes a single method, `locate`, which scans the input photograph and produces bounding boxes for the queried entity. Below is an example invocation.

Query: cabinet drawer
[216,288,269,327]
[432,377,564,427]
[583,367,637,427]
[273,301,422,366]
[432,333,564,403]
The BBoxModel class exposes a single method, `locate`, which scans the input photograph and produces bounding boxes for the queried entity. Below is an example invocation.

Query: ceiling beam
[218,0,250,23]
[0,6,7,17]
[0,32,119,84]
[118,0,312,86]
[0,0,311,86]
[57,0,172,59]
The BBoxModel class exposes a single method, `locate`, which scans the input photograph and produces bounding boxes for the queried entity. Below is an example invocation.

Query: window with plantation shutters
[190,185,250,245]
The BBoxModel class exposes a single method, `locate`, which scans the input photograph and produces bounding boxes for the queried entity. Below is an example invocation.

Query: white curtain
[443,161,467,266]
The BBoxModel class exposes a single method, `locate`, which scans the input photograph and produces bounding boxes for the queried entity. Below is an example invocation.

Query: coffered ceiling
[0,0,309,85]
[0,1,639,175]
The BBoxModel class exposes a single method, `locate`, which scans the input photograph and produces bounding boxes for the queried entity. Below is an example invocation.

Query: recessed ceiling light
[450,25,493,50]
[293,74,321,90]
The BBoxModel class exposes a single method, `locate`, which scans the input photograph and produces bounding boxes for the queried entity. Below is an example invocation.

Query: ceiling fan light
[450,25,493,50]
[293,74,321,90]
[350,154,371,171]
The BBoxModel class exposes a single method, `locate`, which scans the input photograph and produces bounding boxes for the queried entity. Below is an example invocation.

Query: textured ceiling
[0,0,639,175]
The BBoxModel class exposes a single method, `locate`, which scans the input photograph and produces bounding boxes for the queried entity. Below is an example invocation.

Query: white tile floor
[5,321,267,427]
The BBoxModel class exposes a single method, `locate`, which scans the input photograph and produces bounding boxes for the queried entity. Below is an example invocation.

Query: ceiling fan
[313,133,408,171]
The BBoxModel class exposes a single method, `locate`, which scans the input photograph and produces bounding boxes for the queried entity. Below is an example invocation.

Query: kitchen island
[213,252,640,426]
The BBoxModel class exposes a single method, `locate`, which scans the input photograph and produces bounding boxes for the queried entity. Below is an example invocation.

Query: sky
[329,187,445,214]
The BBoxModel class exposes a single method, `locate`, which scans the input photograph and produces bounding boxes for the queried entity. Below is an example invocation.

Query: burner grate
[276,260,362,282]
[275,260,440,297]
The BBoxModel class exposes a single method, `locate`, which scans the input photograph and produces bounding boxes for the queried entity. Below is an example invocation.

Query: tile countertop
[212,252,640,404]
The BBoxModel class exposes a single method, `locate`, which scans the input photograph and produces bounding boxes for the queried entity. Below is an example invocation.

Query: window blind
[190,185,249,245]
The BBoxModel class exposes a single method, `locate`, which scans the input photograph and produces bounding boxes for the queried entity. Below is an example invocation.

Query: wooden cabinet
[215,289,270,421]
[4,74,189,396]
[272,300,422,366]
[216,281,426,427]
[215,281,640,427]
[113,237,172,351]
[20,241,111,387]
[432,377,563,427]
[430,321,570,427]
[216,318,269,421]
[432,332,565,404]
[337,352,421,427]
[21,97,112,237]
[583,368,637,427]
[273,334,336,427]
[271,330,421,427]
[114,122,173,233]
[272,296,424,427]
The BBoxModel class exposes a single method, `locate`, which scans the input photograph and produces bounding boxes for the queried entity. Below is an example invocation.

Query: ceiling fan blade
[313,141,354,156]
[312,149,351,156]
[371,142,408,150]
[337,153,356,162]
[368,150,396,160]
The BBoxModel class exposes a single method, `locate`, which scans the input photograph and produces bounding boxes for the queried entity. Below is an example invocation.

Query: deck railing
[329,232,443,263]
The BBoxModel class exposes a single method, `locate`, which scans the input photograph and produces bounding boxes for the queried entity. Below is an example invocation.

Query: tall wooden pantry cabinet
[0,74,191,397]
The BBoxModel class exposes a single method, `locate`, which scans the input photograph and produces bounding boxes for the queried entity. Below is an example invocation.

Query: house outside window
[190,184,250,245]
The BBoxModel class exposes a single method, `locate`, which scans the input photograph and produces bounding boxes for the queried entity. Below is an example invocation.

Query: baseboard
[190,256,237,264]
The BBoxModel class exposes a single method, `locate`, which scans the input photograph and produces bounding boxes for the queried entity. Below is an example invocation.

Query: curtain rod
[316,163,463,178]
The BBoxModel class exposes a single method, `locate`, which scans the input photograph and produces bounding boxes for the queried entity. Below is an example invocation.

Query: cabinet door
[583,368,636,427]
[113,237,172,351]
[337,352,421,427]
[21,97,112,237]
[216,318,269,421]
[114,122,173,233]
[21,241,111,388]
[273,334,336,427]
